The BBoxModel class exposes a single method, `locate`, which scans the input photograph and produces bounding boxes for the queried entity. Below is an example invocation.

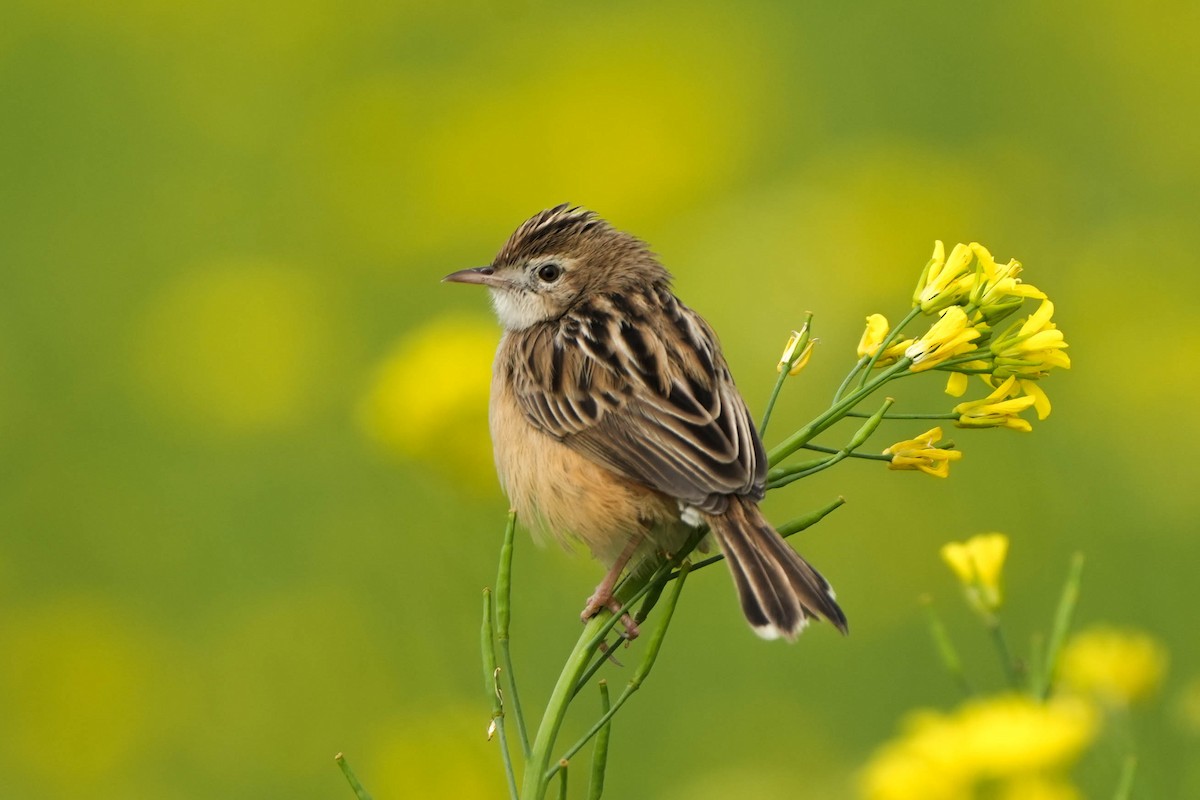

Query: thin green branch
[334,753,374,800]
[843,410,958,420]
[587,681,612,800]
[571,552,689,698]
[759,368,790,438]
[920,596,973,697]
[547,562,692,784]
[1113,755,1138,800]
[857,305,922,389]
[768,358,912,468]
[833,355,870,403]
[556,760,569,800]
[801,442,892,461]
[761,315,813,436]
[482,589,520,800]
[1038,552,1085,700]
[767,398,895,488]
[1029,632,1045,697]
[986,615,1023,690]
[523,539,697,800]
[495,511,530,757]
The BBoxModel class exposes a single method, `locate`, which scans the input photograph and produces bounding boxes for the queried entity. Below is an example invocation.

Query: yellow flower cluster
[861,241,1069,434]
[859,694,1098,800]
[883,427,962,478]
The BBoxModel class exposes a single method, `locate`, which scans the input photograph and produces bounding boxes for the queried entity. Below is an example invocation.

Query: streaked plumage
[446,204,847,640]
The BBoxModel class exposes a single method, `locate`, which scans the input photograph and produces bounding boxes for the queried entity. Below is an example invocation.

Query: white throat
[489,288,547,331]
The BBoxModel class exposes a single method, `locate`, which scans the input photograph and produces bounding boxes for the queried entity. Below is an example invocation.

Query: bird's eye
[537,263,563,283]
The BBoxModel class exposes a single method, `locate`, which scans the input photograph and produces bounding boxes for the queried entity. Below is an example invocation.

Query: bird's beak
[442,265,503,287]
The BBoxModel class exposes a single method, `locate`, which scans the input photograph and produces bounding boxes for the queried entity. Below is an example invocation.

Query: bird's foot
[581,592,640,641]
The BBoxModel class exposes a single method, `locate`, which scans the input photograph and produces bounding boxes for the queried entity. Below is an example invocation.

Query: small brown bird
[444,205,847,640]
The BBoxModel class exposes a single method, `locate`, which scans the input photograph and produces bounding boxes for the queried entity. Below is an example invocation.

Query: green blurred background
[1,1,1196,798]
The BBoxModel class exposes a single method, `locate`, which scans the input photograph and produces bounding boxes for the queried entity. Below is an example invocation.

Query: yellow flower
[858,314,890,358]
[905,307,981,372]
[953,376,1035,431]
[944,361,990,397]
[967,243,1046,321]
[1057,625,1168,707]
[859,694,1097,800]
[883,427,963,478]
[914,240,975,313]
[940,532,1008,613]
[858,313,915,366]
[1019,379,1052,420]
[991,300,1071,380]
[777,326,815,375]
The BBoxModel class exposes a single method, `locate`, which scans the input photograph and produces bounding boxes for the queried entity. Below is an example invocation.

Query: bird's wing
[505,287,765,513]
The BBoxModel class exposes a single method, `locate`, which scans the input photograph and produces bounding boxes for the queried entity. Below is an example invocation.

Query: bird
[443,204,847,641]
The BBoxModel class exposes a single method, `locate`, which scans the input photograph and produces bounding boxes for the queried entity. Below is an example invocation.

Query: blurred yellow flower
[860,694,1097,800]
[883,427,962,478]
[1058,625,1168,707]
[0,600,156,793]
[940,533,1009,613]
[906,306,980,372]
[953,376,1036,432]
[994,775,1081,800]
[134,261,341,434]
[358,315,498,485]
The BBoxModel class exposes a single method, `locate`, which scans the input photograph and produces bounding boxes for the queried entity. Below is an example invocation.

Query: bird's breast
[489,349,682,566]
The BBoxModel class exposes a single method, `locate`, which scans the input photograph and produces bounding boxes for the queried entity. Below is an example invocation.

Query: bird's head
[443,204,671,330]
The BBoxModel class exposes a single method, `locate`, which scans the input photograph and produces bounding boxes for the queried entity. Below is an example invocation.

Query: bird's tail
[704,496,848,641]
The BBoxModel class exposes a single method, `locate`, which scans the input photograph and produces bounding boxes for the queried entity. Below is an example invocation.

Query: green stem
[557,761,569,799]
[522,613,617,799]
[587,681,612,800]
[833,356,870,403]
[857,306,922,389]
[761,316,814,436]
[842,411,958,420]
[986,615,1022,690]
[547,562,692,784]
[759,368,790,437]
[482,589,520,800]
[496,511,530,757]
[334,753,374,800]
[766,398,894,489]
[1039,552,1085,700]
[920,596,972,697]
[800,443,892,461]
[768,358,911,468]
[570,553,688,698]
[1113,754,1138,800]
[1029,632,1045,697]
[521,545,691,800]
